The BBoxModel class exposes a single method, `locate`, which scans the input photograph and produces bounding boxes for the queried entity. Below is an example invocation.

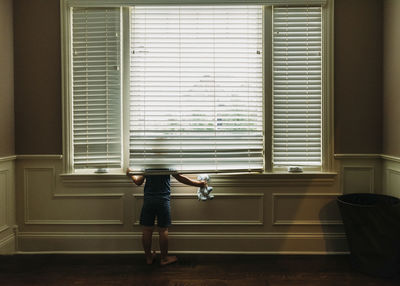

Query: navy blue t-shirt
[143,175,171,199]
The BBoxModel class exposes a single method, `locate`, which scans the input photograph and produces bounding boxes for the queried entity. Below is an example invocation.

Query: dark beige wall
[383,0,400,157]
[14,0,61,154]
[13,0,383,155]
[334,0,382,154]
[0,0,15,157]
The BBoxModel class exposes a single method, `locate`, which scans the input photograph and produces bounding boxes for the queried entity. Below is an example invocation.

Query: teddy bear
[197,174,214,201]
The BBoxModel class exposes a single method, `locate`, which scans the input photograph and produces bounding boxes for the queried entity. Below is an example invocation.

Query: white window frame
[60,0,334,175]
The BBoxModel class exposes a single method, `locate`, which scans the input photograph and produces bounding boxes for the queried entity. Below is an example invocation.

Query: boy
[126,168,207,266]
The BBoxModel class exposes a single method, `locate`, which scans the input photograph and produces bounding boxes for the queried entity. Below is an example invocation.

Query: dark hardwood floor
[0,254,399,285]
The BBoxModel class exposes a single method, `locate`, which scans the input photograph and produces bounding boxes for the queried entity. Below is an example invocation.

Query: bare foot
[160,255,178,266]
[146,251,156,265]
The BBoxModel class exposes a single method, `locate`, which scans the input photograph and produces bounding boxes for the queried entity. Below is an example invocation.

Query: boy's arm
[172,174,207,188]
[126,168,145,186]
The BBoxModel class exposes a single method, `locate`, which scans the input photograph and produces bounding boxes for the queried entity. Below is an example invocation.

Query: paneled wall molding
[60,173,133,188]
[133,193,264,226]
[272,193,343,226]
[24,167,56,225]
[335,154,382,194]
[15,155,346,253]
[22,166,125,225]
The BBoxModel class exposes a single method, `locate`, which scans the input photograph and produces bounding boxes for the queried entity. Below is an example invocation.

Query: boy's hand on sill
[126,168,133,176]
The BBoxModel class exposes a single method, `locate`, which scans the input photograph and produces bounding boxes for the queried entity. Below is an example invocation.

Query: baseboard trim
[17,232,348,254]
[15,250,350,255]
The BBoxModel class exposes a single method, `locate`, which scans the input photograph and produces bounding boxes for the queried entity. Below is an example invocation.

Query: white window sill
[60,171,337,187]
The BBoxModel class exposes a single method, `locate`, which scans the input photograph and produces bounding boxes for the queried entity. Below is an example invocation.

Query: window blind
[129,6,264,173]
[71,7,122,169]
[272,6,322,166]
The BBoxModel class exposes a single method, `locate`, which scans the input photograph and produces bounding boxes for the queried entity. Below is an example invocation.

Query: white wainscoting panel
[16,155,350,254]
[0,157,16,254]
[0,170,7,229]
[133,193,264,226]
[382,156,400,198]
[342,166,374,194]
[335,154,382,194]
[23,167,125,225]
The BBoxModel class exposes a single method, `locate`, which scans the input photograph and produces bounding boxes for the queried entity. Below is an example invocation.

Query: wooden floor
[0,254,399,285]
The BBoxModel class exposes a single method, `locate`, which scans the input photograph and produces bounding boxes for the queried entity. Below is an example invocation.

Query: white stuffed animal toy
[197,174,214,201]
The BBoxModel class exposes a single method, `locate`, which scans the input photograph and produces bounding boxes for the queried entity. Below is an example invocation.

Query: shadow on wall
[319,200,348,253]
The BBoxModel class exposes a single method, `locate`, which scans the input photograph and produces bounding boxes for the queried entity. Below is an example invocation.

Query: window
[272,6,323,167]
[61,0,333,174]
[71,8,122,169]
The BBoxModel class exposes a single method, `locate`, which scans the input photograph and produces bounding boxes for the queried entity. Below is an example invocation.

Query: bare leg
[159,227,177,266]
[142,226,156,264]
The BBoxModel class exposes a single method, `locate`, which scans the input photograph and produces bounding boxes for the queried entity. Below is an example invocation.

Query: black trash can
[337,193,400,277]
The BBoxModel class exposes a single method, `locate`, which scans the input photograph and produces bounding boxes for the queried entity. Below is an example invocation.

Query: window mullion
[263,5,273,172]
[122,7,131,171]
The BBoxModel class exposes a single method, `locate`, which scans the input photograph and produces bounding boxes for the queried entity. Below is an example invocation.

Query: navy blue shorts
[140,197,171,228]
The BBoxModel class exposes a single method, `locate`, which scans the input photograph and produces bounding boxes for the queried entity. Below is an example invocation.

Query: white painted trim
[263,6,272,172]
[322,0,335,172]
[16,155,63,160]
[15,153,395,162]
[122,7,131,172]
[16,231,345,237]
[0,156,16,163]
[61,0,73,174]
[381,154,400,163]
[24,220,124,225]
[16,250,349,255]
[334,153,381,159]
[16,231,347,254]
[65,0,328,8]
[53,193,124,198]
[59,171,337,187]
[0,233,15,253]
[61,0,334,175]
[0,225,9,233]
